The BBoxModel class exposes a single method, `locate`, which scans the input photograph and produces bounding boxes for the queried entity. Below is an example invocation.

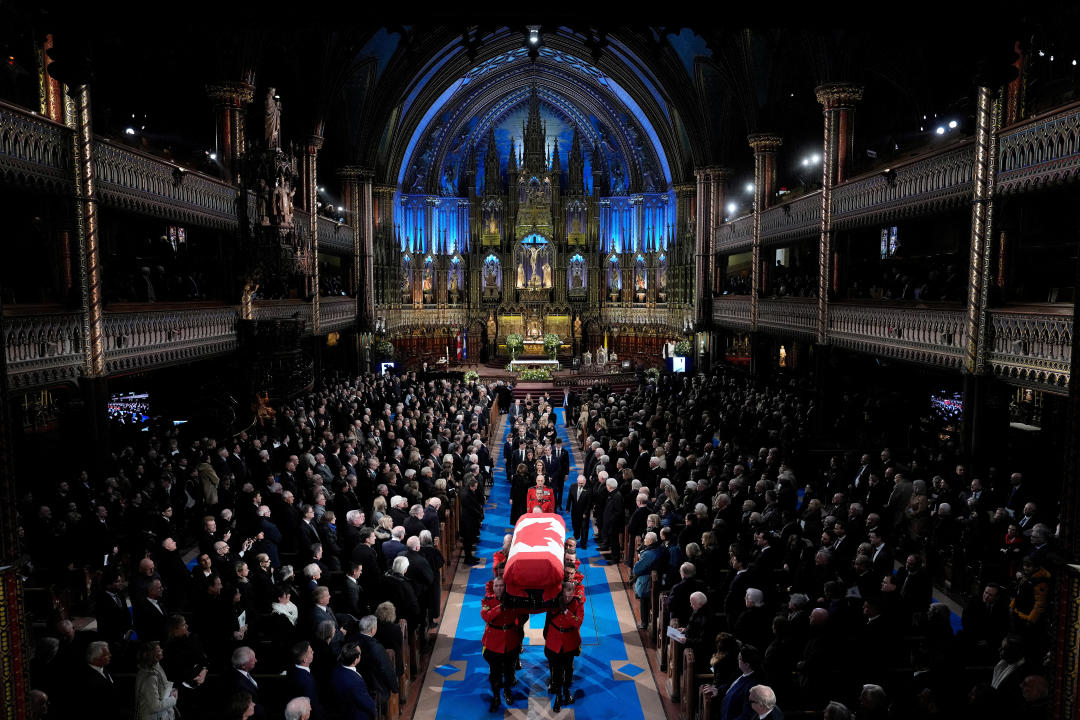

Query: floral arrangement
[674,338,693,358]
[519,368,552,381]
[645,367,661,380]
[463,370,479,384]
[371,337,395,361]
[542,332,562,359]
[506,333,524,360]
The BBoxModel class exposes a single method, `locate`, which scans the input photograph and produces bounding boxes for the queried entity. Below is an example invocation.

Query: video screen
[379,362,396,375]
[108,392,151,425]
[669,356,688,374]
[930,390,963,423]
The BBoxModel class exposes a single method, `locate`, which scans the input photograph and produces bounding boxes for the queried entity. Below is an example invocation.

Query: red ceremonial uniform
[544,595,584,654]
[481,592,524,654]
[527,485,555,514]
[493,550,508,568]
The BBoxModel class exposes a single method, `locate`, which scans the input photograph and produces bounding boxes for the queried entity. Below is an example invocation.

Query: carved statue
[542,261,552,288]
[571,264,583,289]
[485,264,498,288]
[256,179,268,224]
[608,264,621,290]
[272,177,295,227]
[597,346,607,365]
[241,281,259,321]
[517,262,526,288]
[422,263,433,292]
[487,313,496,339]
[265,88,281,149]
[573,316,582,336]
[583,350,592,366]
[448,268,458,292]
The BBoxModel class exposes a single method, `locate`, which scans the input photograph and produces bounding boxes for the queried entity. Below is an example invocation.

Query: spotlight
[337,206,344,212]
[948,120,958,129]
[726,202,737,215]
[802,158,809,167]
[319,186,326,193]
[935,127,945,135]
[124,127,136,135]
[208,152,217,160]
[745,183,754,193]
[811,153,820,163]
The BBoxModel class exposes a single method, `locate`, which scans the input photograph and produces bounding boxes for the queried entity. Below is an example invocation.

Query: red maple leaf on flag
[514,518,563,551]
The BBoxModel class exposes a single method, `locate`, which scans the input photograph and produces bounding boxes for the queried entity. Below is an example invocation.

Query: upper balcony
[0,100,353,249]
[711,295,1072,394]
[4,298,357,391]
[712,102,1080,254]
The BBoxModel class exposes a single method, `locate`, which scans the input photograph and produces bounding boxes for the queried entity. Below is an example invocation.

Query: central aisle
[415,407,664,719]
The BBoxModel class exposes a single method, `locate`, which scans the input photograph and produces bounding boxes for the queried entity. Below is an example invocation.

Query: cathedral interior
[2,5,1080,720]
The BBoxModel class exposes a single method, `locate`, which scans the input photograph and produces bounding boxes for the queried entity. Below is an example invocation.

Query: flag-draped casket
[503,513,566,605]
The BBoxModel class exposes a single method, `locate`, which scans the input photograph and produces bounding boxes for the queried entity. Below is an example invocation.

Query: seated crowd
[569,367,1060,720]
[22,371,495,720]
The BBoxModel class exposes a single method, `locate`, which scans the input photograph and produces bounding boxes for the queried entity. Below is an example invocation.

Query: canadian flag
[504,513,566,601]
[455,327,465,360]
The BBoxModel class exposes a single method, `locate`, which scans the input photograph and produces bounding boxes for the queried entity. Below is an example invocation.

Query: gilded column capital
[814,82,864,109]
[708,167,732,183]
[307,135,324,153]
[673,182,696,196]
[747,133,783,153]
[205,81,255,106]
[338,165,375,181]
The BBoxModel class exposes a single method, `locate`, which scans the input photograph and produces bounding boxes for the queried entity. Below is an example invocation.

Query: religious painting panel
[482,254,501,300]
[567,254,587,296]
[516,234,553,289]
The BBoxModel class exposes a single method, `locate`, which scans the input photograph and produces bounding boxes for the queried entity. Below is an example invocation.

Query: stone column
[306,135,323,333]
[815,83,863,344]
[747,134,783,329]
[37,34,64,123]
[0,293,30,720]
[206,81,254,183]
[693,169,711,328]
[961,85,1002,461]
[339,167,376,332]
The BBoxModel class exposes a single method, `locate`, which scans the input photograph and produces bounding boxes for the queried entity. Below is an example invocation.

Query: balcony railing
[103,305,239,374]
[714,215,753,254]
[761,191,822,248]
[758,297,816,338]
[383,306,468,331]
[0,100,72,191]
[320,296,359,332]
[986,306,1072,390]
[4,311,84,390]
[827,302,967,369]
[600,304,691,331]
[711,295,752,328]
[998,101,1080,194]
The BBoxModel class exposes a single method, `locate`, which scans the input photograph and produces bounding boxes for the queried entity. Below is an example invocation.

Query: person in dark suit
[356,615,399,705]
[600,478,625,565]
[77,641,122,720]
[551,438,571,508]
[716,645,762,720]
[668,563,707,627]
[351,528,382,596]
[227,646,265,719]
[331,642,377,720]
[380,556,422,633]
[459,477,484,565]
[284,641,326,720]
[95,568,134,647]
[343,562,368,618]
[134,579,168,642]
[256,506,283,568]
[748,684,784,720]
[566,475,592,548]
[309,586,349,640]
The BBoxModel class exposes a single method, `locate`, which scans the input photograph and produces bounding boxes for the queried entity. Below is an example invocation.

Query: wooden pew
[667,633,684,702]
[384,649,400,720]
[681,648,712,720]
[647,570,661,640]
[398,618,411,702]
[656,592,671,671]
[699,682,714,720]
